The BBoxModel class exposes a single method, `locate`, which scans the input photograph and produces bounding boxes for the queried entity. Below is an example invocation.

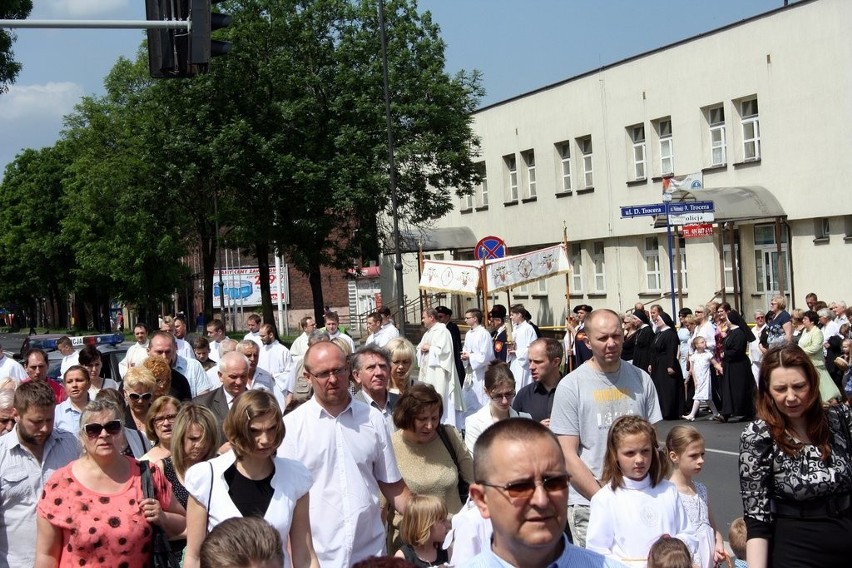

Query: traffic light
[190,0,233,70]
[145,0,191,78]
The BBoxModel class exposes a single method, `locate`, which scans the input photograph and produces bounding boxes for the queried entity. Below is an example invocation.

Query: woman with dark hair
[78,344,118,396]
[739,344,852,567]
[389,383,474,550]
[631,310,655,374]
[714,309,756,422]
[649,310,684,420]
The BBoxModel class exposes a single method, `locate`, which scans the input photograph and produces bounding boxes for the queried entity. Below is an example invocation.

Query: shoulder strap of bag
[436,425,460,470]
[139,459,154,500]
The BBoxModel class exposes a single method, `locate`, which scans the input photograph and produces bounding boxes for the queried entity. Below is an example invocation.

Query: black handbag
[139,461,180,568]
[436,425,470,504]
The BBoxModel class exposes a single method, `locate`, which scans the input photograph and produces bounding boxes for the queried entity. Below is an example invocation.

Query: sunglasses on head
[83,420,122,438]
[128,392,153,402]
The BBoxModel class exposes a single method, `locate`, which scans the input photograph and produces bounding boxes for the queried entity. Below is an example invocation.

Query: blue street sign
[620,203,667,218]
[667,200,715,214]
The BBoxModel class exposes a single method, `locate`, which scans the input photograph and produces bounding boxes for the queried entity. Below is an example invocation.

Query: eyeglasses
[83,420,122,438]
[309,367,349,380]
[489,391,516,402]
[128,392,153,402]
[478,473,571,500]
[153,413,177,425]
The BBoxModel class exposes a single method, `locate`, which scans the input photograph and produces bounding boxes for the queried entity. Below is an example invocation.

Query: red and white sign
[683,224,714,239]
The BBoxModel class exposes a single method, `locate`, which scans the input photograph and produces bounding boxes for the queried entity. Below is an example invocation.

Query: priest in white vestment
[461,308,495,409]
[417,307,465,428]
[507,304,537,390]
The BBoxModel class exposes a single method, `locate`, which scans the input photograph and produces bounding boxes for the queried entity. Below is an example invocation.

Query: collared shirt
[208,339,221,362]
[328,331,356,353]
[0,355,26,382]
[257,341,293,388]
[59,351,80,377]
[175,337,195,361]
[369,323,400,348]
[0,425,81,567]
[289,332,310,361]
[461,535,625,567]
[249,368,287,409]
[54,399,86,435]
[279,396,402,567]
[512,377,561,423]
[175,355,216,398]
[355,389,397,432]
[244,331,262,347]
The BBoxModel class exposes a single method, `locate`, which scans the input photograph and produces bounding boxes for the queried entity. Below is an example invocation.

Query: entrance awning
[654,186,786,228]
[390,227,478,254]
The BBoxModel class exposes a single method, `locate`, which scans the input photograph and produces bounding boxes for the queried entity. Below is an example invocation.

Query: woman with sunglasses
[464,361,531,453]
[142,395,181,462]
[53,365,91,435]
[123,367,157,434]
[183,390,319,568]
[35,399,186,568]
[389,383,475,551]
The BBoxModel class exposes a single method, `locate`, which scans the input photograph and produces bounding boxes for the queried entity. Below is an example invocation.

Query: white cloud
[39,0,131,19]
[0,82,84,121]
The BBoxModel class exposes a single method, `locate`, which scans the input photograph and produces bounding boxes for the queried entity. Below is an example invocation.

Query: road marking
[706,448,738,457]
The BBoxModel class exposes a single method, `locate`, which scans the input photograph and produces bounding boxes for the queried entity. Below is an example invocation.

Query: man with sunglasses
[280,342,410,567]
[0,380,80,566]
[465,418,622,568]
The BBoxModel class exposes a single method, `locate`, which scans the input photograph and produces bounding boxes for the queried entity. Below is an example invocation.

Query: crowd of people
[0,293,851,567]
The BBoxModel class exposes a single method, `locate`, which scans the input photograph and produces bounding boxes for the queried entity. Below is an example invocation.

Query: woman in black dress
[649,310,684,420]
[715,309,756,422]
[632,309,655,374]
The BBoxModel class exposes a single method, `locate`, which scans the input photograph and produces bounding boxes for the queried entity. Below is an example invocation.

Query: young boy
[728,517,747,568]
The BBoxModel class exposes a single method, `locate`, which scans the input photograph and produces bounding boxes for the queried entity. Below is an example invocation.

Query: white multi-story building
[383,0,852,325]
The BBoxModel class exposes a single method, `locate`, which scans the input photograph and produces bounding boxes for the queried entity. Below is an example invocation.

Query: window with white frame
[631,125,646,180]
[708,106,726,166]
[741,98,760,161]
[644,237,661,291]
[723,245,736,293]
[504,154,518,201]
[570,242,583,293]
[558,142,572,193]
[535,275,547,295]
[462,191,473,210]
[658,119,673,175]
[515,282,529,297]
[579,136,593,188]
[753,223,788,295]
[475,162,488,207]
[592,241,606,292]
[522,150,536,198]
[675,237,688,290]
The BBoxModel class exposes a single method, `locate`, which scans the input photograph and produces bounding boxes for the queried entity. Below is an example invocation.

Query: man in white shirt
[324,311,355,352]
[507,304,536,390]
[363,312,382,347]
[56,336,80,378]
[461,308,495,408]
[237,339,287,409]
[289,316,316,363]
[257,323,293,393]
[366,309,400,348]
[243,313,263,347]
[119,323,150,378]
[173,315,196,360]
[148,331,215,398]
[279,342,410,566]
[0,342,26,383]
[0,380,81,566]
[205,318,226,362]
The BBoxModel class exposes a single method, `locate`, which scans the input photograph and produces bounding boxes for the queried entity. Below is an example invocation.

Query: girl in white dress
[587,416,696,568]
[666,426,726,568]
[683,337,715,421]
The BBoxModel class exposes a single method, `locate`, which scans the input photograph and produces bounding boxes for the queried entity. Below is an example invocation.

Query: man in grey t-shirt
[550,308,662,547]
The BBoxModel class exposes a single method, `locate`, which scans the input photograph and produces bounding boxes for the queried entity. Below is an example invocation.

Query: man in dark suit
[489,305,509,362]
[571,304,594,366]
[352,345,398,431]
[192,351,250,447]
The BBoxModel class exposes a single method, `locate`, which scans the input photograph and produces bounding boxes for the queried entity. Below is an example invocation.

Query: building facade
[383,0,851,325]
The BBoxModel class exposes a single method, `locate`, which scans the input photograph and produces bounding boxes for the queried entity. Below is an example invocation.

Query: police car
[20,333,128,384]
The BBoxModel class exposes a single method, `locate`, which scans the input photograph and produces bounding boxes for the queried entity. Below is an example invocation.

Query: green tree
[0,0,32,93]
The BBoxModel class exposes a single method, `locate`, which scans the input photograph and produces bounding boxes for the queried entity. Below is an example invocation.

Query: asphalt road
[657,415,748,541]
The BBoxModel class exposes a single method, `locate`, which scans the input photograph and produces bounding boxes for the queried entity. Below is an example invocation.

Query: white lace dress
[679,481,715,568]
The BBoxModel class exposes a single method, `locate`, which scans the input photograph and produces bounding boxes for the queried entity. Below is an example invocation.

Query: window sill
[813,237,830,245]
[702,164,727,174]
[521,196,538,204]
[460,208,473,215]
[844,236,852,243]
[651,176,664,183]
[638,291,664,298]
[587,292,607,298]
[531,293,548,298]
[475,205,489,212]
[626,178,648,187]
[555,191,573,199]
[733,158,761,169]
[576,187,595,194]
[503,200,519,207]
[569,292,584,298]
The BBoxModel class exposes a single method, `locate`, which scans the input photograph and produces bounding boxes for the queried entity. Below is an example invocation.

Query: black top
[400,543,449,567]
[492,328,508,362]
[513,378,561,423]
[169,369,193,401]
[224,463,274,518]
[445,321,466,381]
[162,456,189,508]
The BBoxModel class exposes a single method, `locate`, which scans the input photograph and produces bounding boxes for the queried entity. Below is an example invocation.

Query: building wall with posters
[382,0,852,325]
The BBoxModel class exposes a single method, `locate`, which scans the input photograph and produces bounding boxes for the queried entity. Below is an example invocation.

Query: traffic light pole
[0,20,189,30]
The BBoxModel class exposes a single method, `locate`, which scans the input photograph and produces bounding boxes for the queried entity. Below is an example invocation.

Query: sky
[0,0,789,174]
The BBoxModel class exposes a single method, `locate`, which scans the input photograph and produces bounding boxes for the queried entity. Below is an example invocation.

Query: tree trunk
[200,231,217,323]
[307,257,325,325]
[256,240,275,330]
